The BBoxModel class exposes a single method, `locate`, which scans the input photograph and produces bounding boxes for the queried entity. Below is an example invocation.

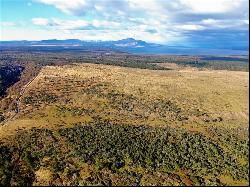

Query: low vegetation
[0,123,248,186]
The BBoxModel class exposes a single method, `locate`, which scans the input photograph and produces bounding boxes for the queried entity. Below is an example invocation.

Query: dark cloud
[182,29,249,49]
[144,29,158,34]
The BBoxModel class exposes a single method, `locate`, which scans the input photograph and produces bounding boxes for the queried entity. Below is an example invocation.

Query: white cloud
[180,0,242,13]
[175,24,204,31]
[36,0,92,15]
[201,19,218,25]
[1,22,16,27]
[200,18,249,29]
[32,18,49,26]
[31,18,121,30]
[31,18,119,31]
[35,0,248,24]
[50,18,88,29]
[36,0,248,17]
[92,20,120,28]
[1,28,70,40]
[128,0,161,12]
[243,20,249,25]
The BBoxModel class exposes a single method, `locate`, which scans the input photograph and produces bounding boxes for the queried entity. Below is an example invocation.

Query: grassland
[0,63,249,186]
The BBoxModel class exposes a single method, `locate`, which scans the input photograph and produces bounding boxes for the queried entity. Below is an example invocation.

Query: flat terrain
[0,63,249,186]
[1,63,248,136]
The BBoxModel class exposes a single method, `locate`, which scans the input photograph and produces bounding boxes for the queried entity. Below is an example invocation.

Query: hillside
[0,63,248,186]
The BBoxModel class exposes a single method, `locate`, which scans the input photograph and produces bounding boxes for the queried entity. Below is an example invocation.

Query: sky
[0,0,249,48]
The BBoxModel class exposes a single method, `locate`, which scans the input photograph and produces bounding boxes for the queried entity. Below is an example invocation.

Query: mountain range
[0,38,248,55]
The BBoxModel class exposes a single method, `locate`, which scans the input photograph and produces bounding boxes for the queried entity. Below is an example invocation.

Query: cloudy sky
[0,0,249,48]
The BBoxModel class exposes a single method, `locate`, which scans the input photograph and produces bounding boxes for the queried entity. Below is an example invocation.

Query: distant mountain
[0,38,248,55]
[0,38,161,49]
[113,38,147,47]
